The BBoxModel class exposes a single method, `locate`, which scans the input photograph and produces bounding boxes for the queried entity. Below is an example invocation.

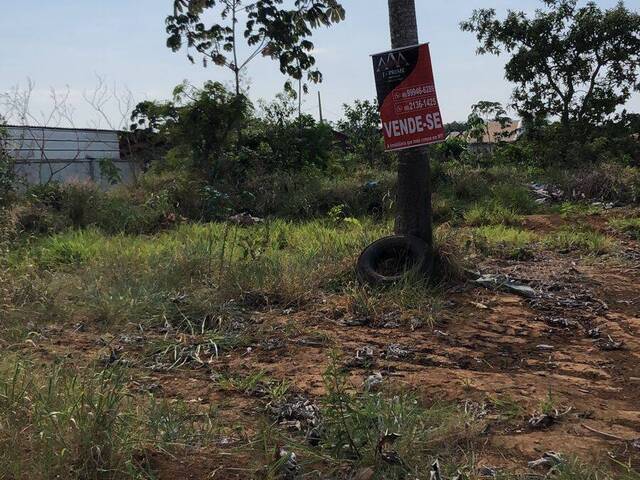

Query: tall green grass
[5,219,390,330]
[0,358,217,479]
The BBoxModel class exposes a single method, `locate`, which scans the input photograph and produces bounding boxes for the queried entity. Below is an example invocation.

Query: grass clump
[610,217,640,240]
[464,202,521,227]
[544,228,613,255]
[557,201,603,219]
[471,225,537,259]
[0,358,218,480]
[0,360,145,479]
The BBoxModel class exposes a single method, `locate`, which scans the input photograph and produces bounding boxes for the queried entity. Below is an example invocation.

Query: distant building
[447,120,523,154]
[4,125,140,186]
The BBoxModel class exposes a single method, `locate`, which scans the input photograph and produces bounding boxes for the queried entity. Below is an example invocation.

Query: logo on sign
[375,52,409,72]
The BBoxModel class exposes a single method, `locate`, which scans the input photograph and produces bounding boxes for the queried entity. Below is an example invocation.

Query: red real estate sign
[372,43,445,151]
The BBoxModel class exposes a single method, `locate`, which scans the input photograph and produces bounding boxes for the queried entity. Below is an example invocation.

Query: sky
[1,0,639,129]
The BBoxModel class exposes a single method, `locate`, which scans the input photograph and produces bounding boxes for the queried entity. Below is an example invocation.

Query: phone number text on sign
[394,97,439,114]
[392,84,436,101]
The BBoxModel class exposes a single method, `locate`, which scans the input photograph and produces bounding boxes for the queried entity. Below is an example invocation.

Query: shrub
[559,163,640,203]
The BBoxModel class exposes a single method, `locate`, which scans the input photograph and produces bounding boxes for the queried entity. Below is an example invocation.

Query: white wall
[5,125,139,187]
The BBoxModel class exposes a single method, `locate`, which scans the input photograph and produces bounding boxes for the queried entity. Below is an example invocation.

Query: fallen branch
[581,423,627,441]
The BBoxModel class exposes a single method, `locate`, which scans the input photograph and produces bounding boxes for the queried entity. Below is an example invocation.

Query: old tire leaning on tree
[356,235,432,286]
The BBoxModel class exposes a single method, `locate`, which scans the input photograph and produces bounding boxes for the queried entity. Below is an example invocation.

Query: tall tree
[461,0,640,130]
[388,0,433,247]
[165,0,345,98]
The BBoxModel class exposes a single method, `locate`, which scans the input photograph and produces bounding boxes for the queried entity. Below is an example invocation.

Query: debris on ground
[410,317,424,331]
[148,340,221,371]
[543,317,577,329]
[528,413,556,429]
[529,407,572,430]
[430,460,444,480]
[229,212,264,226]
[528,451,565,469]
[345,346,376,369]
[384,343,412,360]
[342,316,371,327]
[274,446,301,480]
[597,335,624,351]
[587,327,601,339]
[475,274,537,298]
[477,466,498,478]
[363,372,384,391]
[267,395,321,435]
[528,183,564,204]
[261,337,286,351]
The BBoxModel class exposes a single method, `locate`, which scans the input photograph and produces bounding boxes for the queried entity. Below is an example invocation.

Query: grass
[544,228,614,255]
[610,217,640,240]
[0,357,219,480]
[463,202,522,227]
[3,219,389,334]
[557,201,603,218]
[487,395,523,420]
[3,163,639,479]
[0,359,143,479]
[471,225,538,259]
[257,357,487,479]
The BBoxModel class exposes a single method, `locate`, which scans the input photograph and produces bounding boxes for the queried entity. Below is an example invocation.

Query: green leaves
[165,0,345,92]
[461,0,640,129]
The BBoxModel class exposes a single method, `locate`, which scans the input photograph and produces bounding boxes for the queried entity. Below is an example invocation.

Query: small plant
[487,395,523,420]
[98,158,123,185]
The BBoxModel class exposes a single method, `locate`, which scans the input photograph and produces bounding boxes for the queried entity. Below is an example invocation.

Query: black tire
[356,235,432,285]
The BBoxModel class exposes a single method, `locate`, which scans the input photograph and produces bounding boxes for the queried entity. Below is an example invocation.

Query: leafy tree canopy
[166,0,345,95]
[461,0,640,128]
[336,100,383,165]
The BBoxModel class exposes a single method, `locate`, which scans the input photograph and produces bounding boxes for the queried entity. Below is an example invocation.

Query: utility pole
[387,0,433,248]
[318,91,324,124]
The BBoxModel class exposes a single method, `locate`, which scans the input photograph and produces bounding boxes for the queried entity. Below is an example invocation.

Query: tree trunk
[387,0,433,246]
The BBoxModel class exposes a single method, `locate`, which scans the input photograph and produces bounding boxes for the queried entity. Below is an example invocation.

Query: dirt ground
[17,212,640,478]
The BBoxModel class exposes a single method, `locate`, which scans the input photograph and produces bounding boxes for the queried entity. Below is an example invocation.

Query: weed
[315,355,485,477]
[557,201,603,218]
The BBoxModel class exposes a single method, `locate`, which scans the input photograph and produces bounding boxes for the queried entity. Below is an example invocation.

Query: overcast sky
[1,0,639,128]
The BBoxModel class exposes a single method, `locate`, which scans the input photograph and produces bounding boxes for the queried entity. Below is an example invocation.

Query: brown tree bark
[387,0,433,247]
